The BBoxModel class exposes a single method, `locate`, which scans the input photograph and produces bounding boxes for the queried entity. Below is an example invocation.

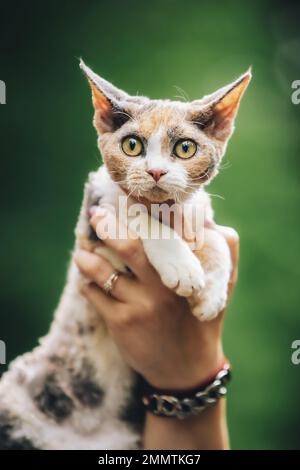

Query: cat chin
[120,183,189,205]
[138,190,188,205]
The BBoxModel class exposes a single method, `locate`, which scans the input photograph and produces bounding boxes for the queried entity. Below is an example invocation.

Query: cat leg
[191,228,231,321]
[139,213,205,297]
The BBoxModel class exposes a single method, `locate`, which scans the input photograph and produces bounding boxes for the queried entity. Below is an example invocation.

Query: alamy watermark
[0,80,6,104]
[291,340,300,365]
[91,196,206,251]
[291,80,300,104]
[0,340,6,365]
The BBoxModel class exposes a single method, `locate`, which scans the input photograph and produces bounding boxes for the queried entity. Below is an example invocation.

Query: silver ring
[103,271,120,296]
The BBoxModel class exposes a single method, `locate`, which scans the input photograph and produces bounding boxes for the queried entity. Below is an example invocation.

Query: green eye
[122,136,143,156]
[174,139,197,159]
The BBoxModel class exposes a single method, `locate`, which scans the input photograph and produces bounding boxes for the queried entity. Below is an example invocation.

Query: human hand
[74,209,239,390]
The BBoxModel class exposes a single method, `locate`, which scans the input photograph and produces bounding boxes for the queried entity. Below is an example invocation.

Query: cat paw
[178,258,205,297]
[192,287,227,321]
[144,240,205,297]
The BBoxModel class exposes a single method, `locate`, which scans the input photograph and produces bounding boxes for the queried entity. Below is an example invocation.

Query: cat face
[81,60,251,203]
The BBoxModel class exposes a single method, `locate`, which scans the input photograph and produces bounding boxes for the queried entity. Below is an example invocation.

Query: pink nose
[146,169,168,182]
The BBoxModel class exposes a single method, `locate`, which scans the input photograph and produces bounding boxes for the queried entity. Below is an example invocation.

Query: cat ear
[80,59,143,133]
[190,70,251,142]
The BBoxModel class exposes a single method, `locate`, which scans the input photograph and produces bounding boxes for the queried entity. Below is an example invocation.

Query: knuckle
[88,257,103,277]
[142,298,156,316]
[222,226,239,243]
[118,239,141,259]
[111,309,138,330]
[161,293,178,311]
[230,229,239,244]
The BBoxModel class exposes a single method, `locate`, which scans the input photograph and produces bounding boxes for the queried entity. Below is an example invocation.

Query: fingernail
[89,205,98,217]
[91,206,108,218]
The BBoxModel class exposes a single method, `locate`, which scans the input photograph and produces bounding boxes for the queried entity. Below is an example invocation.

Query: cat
[0,61,250,449]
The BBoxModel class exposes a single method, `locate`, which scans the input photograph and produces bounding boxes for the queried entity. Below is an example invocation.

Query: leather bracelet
[142,360,231,419]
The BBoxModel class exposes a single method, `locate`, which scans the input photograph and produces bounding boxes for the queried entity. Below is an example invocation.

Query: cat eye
[121,136,143,157]
[173,139,197,159]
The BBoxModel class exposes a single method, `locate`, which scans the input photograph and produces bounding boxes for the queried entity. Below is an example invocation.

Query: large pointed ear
[189,70,251,142]
[80,60,145,133]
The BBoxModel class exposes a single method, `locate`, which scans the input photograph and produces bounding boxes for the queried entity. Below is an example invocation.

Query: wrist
[143,342,225,390]
[141,359,231,420]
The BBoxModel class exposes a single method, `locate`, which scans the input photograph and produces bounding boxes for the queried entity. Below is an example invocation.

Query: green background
[0,0,299,449]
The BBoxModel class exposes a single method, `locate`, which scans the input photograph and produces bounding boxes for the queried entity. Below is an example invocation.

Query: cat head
[80,60,251,203]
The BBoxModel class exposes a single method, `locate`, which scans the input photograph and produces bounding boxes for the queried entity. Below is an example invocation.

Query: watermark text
[0,340,6,365]
[0,80,6,104]
[291,340,300,365]
[291,80,300,104]
[92,196,206,250]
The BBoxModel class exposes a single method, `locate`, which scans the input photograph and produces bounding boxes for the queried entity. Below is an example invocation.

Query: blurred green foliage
[0,0,300,449]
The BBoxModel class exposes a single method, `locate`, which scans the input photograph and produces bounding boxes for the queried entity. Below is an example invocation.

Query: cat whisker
[113,110,133,121]
[206,192,225,200]
[219,161,231,171]
[189,119,209,129]
[186,180,205,187]
[173,85,190,102]
[185,182,225,200]
[93,152,102,164]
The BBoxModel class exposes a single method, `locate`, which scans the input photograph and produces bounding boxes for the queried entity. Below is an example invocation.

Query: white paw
[162,256,205,297]
[143,238,205,297]
[192,283,228,322]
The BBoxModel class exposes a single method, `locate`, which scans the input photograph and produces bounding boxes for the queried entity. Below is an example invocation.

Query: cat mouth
[151,186,168,193]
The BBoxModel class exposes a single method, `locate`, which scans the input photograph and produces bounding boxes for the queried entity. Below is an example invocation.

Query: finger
[74,250,137,301]
[80,282,119,323]
[89,208,154,280]
[215,225,239,276]
[205,222,239,275]
[213,225,240,295]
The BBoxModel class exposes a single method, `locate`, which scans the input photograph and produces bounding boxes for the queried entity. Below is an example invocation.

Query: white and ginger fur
[0,62,251,449]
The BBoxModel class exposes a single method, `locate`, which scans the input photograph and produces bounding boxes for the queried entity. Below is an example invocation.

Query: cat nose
[146,169,168,182]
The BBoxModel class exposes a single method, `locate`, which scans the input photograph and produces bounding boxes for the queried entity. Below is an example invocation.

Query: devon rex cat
[0,61,250,449]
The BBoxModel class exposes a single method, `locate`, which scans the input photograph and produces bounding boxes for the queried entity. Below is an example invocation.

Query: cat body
[0,63,250,449]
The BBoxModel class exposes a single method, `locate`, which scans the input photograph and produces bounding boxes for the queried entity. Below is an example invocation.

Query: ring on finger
[103,271,121,296]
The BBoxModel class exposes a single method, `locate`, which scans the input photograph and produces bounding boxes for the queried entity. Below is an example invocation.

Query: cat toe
[175,268,194,296]
[192,303,220,322]
[190,262,205,291]
[175,263,205,297]
[161,264,180,289]
[192,291,227,322]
